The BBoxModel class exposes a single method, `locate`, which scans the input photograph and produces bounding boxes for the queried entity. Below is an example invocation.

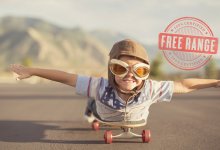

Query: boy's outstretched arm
[174,78,220,94]
[10,64,77,87]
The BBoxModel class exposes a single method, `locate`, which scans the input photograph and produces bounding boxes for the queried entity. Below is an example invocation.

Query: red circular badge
[158,17,218,70]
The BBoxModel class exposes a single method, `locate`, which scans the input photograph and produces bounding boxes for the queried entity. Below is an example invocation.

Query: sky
[0,0,220,58]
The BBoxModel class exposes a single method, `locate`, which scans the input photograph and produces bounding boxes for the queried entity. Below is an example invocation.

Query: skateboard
[91,115,151,144]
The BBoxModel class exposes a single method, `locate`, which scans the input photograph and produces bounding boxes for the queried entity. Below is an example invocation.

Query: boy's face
[114,56,144,91]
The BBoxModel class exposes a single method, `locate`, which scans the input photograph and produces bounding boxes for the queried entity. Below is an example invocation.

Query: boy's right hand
[10,64,32,80]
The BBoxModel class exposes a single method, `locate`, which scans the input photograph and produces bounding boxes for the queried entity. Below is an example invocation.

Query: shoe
[84,98,96,123]
[84,108,95,123]
[84,113,95,123]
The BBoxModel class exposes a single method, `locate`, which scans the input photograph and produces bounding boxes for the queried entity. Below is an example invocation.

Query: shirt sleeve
[149,80,174,104]
[75,75,101,99]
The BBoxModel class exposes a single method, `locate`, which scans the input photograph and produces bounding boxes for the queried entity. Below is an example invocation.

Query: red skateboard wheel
[92,120,100,131]
[104,130,113,144]
[142,130,151,143]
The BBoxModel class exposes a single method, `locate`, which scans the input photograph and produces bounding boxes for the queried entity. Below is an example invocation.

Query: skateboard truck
[92,120,151,144]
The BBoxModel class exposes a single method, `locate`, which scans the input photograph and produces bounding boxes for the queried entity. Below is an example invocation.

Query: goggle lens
[110,64,127,75]
[135,67,149,77]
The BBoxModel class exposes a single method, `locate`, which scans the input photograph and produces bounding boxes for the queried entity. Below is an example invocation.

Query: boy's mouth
[123,78,136,83]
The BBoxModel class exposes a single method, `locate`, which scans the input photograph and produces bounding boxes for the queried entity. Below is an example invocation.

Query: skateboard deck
[94,116,147,128]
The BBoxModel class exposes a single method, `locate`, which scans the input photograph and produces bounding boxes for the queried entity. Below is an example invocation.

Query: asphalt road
[0,82,219,150]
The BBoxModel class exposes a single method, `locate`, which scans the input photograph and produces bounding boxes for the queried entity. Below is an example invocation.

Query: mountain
[0,16,159,76]
[0,16,111,75]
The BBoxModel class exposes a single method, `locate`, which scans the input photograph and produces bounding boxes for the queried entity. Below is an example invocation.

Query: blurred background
[0,0,220,83]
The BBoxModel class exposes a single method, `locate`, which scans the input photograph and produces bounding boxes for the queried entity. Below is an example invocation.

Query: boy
[10,39,220,123]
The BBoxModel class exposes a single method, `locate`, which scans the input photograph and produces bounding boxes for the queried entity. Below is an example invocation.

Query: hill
[0,16,123,75]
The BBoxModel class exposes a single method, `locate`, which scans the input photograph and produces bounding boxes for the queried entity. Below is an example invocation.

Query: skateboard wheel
[104,130,113,144]
[92,120,100,131]
[142,130,151,143]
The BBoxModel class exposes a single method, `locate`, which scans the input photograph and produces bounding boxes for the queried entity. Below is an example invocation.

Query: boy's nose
[125,69,134,77]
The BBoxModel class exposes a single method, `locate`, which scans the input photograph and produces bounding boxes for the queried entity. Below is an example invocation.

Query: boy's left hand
[215,80,220,88]
[10,64,32,80]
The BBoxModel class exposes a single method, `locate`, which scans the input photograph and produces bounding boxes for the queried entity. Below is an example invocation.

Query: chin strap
[114,80,146,101]
[116,85,135,95]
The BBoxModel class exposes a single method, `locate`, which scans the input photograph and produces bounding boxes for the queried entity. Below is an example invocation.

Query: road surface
[0,83,219,150]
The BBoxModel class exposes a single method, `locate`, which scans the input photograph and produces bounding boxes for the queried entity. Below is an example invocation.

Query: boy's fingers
[9,64,27,81]
[217,81,220,88]
[17,74,30,80]
[10,64,24,75]
[10,64,18,72]
[16,77,21,81]
[215,81,220,88]
[16,75,25,80]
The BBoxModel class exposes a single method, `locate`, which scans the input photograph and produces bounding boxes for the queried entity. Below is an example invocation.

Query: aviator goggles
[109,59,150,80]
